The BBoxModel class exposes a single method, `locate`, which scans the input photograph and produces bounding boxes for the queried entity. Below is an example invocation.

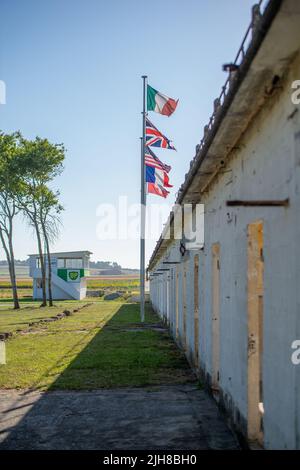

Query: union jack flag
[145,146,171,173]
[146,118,176,150]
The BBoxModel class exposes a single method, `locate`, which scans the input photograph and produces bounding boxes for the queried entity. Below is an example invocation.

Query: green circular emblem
[69,271,79,281]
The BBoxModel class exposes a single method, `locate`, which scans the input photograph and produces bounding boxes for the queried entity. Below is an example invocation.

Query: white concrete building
[148,0,300,449]
[29,251,91,300]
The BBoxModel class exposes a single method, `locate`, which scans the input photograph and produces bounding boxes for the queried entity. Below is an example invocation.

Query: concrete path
[0,385,239,450]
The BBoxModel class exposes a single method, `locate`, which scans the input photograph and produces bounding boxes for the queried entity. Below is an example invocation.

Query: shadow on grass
[0,302,196,449]
[49,303,192,390]
[0,297,34,304]
[1,302,194,392]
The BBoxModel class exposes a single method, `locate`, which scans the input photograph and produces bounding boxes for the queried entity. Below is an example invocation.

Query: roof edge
[148,0,283,272]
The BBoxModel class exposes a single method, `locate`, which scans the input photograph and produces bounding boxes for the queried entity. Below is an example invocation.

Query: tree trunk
[8,232,20,309]
[34,221,47,307]
[0,227,20,309]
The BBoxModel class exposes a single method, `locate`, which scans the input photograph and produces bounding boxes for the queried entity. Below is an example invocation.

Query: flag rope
[140,75,147,323]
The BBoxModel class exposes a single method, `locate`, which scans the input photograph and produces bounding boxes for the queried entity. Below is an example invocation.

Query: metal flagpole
[140,75,147,323]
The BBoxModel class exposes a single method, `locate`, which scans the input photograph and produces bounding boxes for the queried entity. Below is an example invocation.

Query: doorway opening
[212,243,220,394]
[182,261,187,350]
[247,220,264,446]
[166,275,169,323]
[194,255,199,367]
[175,267,179,338]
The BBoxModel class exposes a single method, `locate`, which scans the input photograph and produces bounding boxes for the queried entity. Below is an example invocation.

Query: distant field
[0,289,33,300]
[0,278,138,288]
[0,278,139,302]
[0,280,33,289]
[0,266,139,281]
[0,265,139,302]
[0,266,29,278]
[87,278,139,289]
[91,274,139,279]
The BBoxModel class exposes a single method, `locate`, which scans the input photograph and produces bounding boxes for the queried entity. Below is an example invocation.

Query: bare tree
[0,193,19,309]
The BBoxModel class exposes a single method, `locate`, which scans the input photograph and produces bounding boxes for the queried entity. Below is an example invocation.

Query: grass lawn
[0,301,193,390]
[0,278,139,301]
[0,300,88,332]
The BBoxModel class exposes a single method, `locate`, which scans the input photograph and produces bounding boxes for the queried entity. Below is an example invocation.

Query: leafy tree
[37,186,63,306]
[0,131,22,309]
[16,136,65,307]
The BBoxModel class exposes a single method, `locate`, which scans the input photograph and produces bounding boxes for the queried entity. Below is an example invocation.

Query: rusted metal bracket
[226,198,289,207]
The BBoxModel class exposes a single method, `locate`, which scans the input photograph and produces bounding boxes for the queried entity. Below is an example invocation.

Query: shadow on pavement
[0,304,238,450]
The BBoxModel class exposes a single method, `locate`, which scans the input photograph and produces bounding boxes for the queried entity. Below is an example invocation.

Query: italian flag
[147,85,178,117]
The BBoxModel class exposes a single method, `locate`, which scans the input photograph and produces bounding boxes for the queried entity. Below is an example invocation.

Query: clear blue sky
[0,0,255,268]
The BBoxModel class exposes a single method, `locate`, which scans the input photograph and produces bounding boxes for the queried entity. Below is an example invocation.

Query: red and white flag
[147,182,170,198]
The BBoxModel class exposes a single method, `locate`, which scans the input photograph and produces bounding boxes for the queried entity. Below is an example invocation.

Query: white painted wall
[150,52,300,449]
